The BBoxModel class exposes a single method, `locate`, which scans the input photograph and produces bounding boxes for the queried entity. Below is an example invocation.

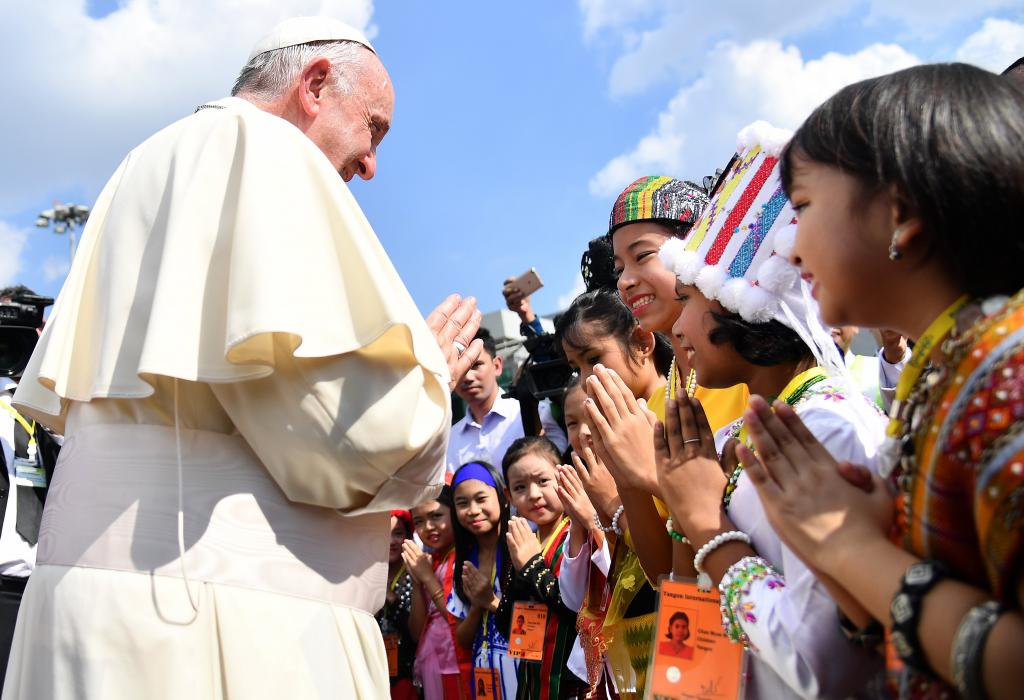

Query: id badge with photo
[507,600,548,661]
[473,667,503,700]
[645,577,747,700]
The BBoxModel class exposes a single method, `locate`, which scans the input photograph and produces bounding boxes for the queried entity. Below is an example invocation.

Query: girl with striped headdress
[644,121,888,698]
[735,65,1024,700]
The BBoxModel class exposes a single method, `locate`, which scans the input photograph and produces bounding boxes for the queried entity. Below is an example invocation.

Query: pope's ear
[297,57,332,117]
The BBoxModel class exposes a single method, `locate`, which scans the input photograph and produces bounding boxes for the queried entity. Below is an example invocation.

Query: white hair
[231,40,371,99]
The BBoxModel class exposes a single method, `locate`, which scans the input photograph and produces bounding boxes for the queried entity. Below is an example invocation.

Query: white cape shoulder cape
[15,97,448,434]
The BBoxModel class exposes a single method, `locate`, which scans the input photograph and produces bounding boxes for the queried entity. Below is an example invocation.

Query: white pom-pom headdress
[658,121,845,373]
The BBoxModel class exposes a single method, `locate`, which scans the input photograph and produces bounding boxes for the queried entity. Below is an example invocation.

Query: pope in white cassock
[4,17,483,699]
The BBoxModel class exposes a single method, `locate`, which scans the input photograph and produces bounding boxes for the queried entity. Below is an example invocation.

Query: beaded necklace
[889,294,1014,536]
[722,367,828,508]
[666,360,697,402]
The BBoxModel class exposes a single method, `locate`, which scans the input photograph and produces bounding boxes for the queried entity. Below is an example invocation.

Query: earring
[888,226,904,261]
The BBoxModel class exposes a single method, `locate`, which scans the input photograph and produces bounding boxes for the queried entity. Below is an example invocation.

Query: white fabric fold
[14,96,448,436]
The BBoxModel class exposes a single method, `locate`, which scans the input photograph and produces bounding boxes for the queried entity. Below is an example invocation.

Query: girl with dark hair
[447,461,517,699]
[607,175,749,434]
[554,289,667,696]
[496,436,584,699]
[649,122,886,699]
[403,486,472,699]
[735,64,1024,700]
[658,612,694,660]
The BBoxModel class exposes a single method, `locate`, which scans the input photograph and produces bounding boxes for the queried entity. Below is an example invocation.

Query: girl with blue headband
[447,461,517,699]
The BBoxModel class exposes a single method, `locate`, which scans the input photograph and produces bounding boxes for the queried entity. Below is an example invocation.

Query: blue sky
[2,1,1023,319]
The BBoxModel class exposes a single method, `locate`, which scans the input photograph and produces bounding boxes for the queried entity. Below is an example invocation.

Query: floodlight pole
[35,203,90,265]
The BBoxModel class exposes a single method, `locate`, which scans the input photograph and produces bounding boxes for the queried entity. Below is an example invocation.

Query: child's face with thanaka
[506,453,563,529]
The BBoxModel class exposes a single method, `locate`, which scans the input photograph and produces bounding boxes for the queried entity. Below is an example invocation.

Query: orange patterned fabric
[902,290,1024,601]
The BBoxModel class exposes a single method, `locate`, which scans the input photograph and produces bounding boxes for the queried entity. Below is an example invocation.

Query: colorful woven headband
[452,462,498,489]
[659,121,845,373]
[608,176,710,236]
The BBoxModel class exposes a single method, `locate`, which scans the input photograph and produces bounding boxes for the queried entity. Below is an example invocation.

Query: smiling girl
[497,436,583,699]
[448,461,518,699]
[652,122,887,698]
[734,64,1024,700]
[403,486,472,700]
[608,176,749,433]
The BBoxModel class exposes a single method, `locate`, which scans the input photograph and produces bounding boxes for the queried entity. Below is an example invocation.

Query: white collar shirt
[445,394,524,475]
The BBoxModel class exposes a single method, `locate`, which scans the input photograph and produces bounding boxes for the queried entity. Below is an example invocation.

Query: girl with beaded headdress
[648,121,888,698]
[733,64,1024,700]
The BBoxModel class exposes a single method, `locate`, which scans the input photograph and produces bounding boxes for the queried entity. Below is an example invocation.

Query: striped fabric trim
[686,146,762,252]
[728,184,788,278]
[705,155,776,266]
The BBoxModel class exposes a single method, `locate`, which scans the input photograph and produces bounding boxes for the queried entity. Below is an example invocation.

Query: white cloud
[955,18,1024,72]
[592,1,860,98]
[557,274,587,310]
[585,2,1022,98]
[577,0,665,39]
[0,222,29,288]
[589,40,919,197]
[0,0,375,216]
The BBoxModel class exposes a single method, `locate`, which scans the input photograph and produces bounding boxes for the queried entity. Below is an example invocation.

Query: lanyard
[0,401,36,448]
[539,517,570,561]
[389,564,407,593]
[886,295,969,438]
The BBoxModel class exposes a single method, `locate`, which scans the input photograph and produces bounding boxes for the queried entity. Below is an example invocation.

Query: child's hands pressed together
[400,539,434,584]
[556,463,598,534]
[462,562,497,610]
[585,364,660,494]
[506,516,542,571]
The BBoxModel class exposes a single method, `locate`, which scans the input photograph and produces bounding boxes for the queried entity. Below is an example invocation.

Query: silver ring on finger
[453,341,467,357]
[682,438,701,444]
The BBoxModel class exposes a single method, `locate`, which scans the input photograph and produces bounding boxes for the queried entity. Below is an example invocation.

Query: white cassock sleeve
[211,327,449,514]
[13,97,451,513]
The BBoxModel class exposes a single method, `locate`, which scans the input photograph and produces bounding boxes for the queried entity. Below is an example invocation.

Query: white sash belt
[38,423,388,613]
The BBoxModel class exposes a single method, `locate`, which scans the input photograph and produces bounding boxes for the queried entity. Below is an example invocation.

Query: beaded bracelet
[693,531,751,591]
[610,505,625,536]
[951,600,1004,700]
[718,555,785,648]
[664,517,690,545]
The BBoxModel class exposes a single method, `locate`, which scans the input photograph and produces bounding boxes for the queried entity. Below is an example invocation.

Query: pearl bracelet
[693,530,751,591]
[592,504,625,535]
[610,504,625,536]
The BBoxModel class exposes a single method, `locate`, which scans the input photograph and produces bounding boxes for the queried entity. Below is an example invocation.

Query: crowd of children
[377,63,1024,700]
